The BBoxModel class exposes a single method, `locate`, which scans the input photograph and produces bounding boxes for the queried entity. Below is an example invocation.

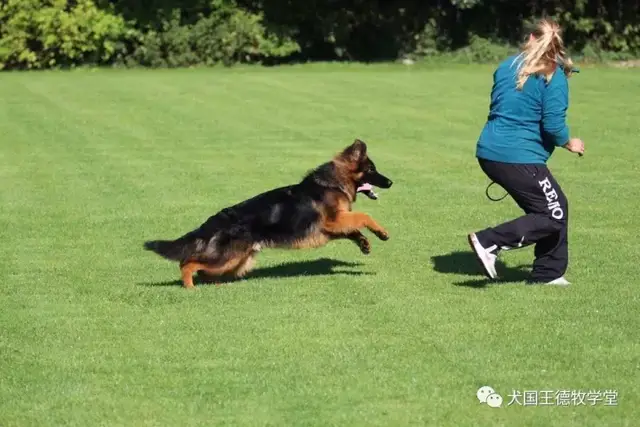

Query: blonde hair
[513,18,574,90]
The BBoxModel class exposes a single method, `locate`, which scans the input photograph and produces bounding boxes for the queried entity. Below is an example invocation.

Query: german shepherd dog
[143,139,393,288]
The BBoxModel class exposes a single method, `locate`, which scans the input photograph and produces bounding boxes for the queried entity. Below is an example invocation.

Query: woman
[467,18,585,286]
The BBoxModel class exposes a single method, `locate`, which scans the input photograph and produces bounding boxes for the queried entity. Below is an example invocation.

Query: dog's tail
[143,235,198,262]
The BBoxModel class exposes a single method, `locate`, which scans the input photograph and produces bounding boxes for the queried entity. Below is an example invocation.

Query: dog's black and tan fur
[143,139,393,288]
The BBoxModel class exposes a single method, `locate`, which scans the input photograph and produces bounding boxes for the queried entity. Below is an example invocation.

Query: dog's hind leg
[181,242,261,287]
[180,261,205,289]
[230,253,256,278]
[180,251,250,288]
[228,243,261,279]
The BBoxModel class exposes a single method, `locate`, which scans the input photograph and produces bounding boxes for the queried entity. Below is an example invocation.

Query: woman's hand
[564,138,585,156]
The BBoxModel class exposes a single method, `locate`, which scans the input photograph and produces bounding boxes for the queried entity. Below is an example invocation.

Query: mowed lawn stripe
[0,65,637,427]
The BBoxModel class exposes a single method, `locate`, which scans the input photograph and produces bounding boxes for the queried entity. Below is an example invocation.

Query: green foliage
[451,35,518,64]
[408,20,444,59]
[0,0,298,70]
[1,0,640,69]
[450,0,483,10]
[0,0,132,70]
[128,6,299,68]
[557,12,640,58]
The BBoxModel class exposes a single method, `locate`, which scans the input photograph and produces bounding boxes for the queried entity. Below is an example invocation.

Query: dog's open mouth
[357,183,378,200]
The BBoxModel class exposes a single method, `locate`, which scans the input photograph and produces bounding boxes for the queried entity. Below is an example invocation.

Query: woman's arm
[542,69,585,155]
[541,70,570,147]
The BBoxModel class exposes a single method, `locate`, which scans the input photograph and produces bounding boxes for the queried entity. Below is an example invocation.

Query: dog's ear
[340,139,368,163]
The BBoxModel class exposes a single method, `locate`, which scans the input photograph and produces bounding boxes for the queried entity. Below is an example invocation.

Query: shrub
[453,35,517,63]
[0,0,132,70]
[2,0,639,70]
[128,4,300,68]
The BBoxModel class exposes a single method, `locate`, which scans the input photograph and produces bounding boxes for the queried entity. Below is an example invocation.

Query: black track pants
[475,158,569,282]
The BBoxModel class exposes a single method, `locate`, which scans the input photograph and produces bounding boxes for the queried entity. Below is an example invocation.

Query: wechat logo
[477,386,503,408]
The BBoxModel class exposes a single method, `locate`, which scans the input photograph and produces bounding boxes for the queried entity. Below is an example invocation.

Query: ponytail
[513,18,574,90]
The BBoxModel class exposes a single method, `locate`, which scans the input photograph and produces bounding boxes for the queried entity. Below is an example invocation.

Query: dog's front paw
[374,229,389,241]
[358,239,371,254]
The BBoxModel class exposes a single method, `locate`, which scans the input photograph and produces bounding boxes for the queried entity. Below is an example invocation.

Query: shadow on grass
[140,257,373,287]
[431,251,531,288]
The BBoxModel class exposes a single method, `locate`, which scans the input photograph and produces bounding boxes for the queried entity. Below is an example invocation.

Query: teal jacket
[476,54,570,164]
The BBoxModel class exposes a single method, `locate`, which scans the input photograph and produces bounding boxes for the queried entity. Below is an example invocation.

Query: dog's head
[337,139,393,198]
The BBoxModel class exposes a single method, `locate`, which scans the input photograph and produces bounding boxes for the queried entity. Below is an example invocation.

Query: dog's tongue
[357,183,373,193]
[356,183,378,200]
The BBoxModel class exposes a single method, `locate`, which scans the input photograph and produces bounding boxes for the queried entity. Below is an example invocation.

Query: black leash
[485,181,508,202]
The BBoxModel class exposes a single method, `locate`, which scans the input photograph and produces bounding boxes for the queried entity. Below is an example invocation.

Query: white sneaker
[527,276,571,286]
[546,276,571,286]
[468,233,498,279]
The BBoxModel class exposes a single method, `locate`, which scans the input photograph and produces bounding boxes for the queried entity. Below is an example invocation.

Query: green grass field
[1,62,639,426]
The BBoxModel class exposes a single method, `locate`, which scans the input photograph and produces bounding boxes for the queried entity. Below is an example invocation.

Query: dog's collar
[311,176,355,203]
[341,184,356,203]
